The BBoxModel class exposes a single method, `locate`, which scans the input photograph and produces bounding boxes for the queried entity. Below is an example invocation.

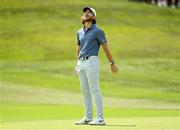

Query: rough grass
[0,1,180,100]
[0,0,180,61]
[1,60,180,102]
[0,0,180,129]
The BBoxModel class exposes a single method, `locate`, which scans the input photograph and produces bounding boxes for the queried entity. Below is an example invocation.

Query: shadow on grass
[106,124,136,127]
[90,124,136,127]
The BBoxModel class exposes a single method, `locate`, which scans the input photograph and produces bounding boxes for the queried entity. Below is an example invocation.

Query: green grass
[1,104,179,130]
[1,60,180,102]
[1,104,179,122]
[0,0,180,61]
[1,117,179,130]
[0,0,180,129]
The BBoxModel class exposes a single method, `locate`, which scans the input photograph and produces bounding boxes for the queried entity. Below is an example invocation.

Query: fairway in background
[0,0,180,130]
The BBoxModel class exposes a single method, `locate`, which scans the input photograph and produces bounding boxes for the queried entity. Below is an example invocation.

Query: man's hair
[92,19,96,24]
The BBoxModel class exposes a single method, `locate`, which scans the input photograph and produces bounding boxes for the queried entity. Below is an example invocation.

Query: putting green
[1,117,179,130]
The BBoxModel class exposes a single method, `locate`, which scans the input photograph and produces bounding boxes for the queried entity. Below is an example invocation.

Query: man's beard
[81,16,94,24]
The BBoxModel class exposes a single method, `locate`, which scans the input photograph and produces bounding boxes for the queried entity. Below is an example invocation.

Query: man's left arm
[101,42,118,74]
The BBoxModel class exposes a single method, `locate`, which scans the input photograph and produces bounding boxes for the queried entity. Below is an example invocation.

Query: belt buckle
[80,57,88,61]
[81,57,85,61]
[79,57,84,61]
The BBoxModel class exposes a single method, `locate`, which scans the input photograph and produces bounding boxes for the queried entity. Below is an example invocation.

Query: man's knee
[81,88,91,97]
[90,86,101,95]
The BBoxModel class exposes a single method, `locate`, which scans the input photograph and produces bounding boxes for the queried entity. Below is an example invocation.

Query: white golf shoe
[75,117,92,125]
[89,118,105,125]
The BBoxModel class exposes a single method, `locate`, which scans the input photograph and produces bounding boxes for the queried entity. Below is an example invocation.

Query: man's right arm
[76,45,80,59]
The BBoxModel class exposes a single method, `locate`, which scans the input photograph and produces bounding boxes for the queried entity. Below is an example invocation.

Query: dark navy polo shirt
[77,24,107,58]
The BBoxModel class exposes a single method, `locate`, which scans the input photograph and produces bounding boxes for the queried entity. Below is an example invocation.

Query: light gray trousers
[75,56,104,120]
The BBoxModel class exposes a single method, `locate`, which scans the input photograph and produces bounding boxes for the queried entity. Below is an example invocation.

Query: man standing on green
[75,6,118,125]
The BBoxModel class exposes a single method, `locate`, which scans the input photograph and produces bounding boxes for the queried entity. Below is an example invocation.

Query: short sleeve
[96,30,107,44]
[77,33,80,45]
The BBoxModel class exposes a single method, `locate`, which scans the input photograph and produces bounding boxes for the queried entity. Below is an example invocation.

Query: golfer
[75,6,118,125]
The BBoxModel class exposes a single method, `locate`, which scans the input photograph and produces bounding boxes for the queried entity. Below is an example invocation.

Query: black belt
[79,57,89,61]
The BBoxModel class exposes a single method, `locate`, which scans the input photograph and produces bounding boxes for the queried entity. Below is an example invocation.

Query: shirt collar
[83,24,95,31]
[90,24,95,29]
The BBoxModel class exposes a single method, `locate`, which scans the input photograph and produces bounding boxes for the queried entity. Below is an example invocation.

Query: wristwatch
[109,60,115,65]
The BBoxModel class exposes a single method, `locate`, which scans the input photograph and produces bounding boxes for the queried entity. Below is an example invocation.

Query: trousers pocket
[75,65,81,74]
